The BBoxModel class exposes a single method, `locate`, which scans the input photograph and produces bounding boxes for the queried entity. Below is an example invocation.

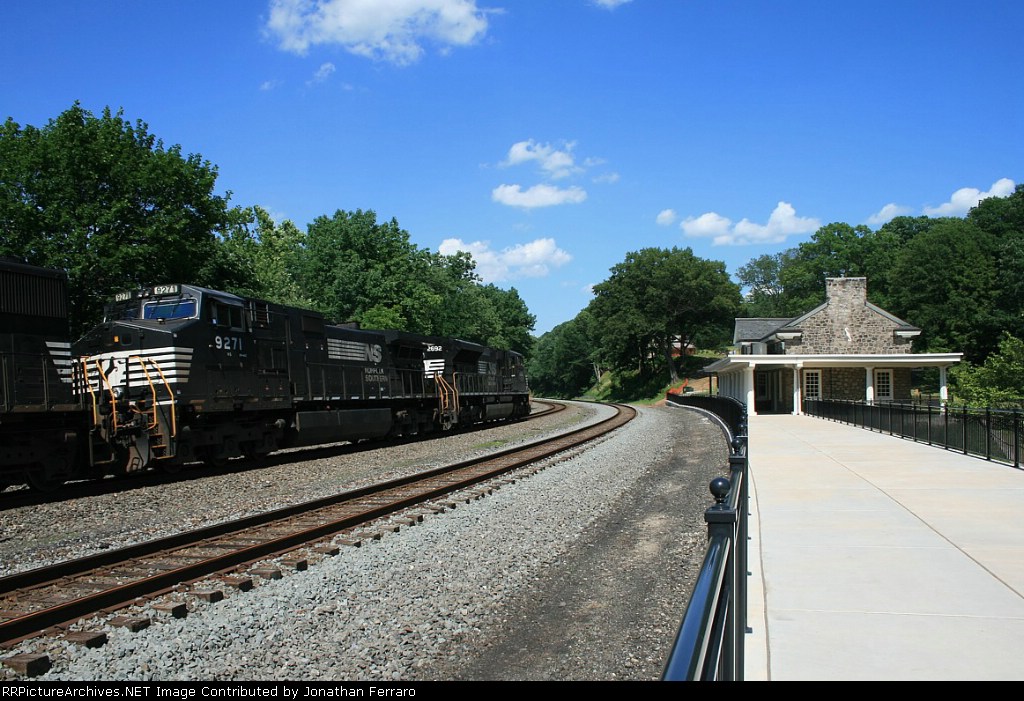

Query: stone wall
[785,277,914,355]
[818,367,865,401]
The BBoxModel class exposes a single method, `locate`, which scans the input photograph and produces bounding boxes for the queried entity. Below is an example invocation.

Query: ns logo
[365,343,383,363]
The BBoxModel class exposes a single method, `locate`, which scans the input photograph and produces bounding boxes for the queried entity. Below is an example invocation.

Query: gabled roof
[733,318,793,344]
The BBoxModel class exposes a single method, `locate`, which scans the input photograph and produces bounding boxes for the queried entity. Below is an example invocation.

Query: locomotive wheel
[27,470,65,493]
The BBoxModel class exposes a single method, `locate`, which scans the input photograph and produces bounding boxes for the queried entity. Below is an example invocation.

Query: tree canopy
[0,103,245,335]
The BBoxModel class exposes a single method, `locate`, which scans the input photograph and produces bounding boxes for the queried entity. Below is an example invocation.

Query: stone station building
[705,277,962,417]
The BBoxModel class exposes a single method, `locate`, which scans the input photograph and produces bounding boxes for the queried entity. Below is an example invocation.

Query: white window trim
[804,369,821,401]
[875,369,893,401]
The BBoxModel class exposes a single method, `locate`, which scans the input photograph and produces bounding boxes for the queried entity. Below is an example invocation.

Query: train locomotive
[0,259,82,491]
[0,260,531,491]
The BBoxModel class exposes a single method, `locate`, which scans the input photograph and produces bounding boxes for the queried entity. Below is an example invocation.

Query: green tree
[476,284,536,356]
[952,333,1024,405]
[590,247,740,382]
[220,206,310,307]
[888,218,1002,362]
[300,210,535,351]
[0,103,244,335]
[736,252,789,317]
[528,311,599,398]
[779,222,880,312]
[968,185,1024,341]
[302,209,432,328]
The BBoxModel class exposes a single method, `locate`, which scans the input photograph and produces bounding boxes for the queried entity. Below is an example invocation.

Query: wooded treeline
[0,104,535,354]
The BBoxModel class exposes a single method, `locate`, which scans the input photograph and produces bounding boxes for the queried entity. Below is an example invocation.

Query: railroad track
[0,401,631,656]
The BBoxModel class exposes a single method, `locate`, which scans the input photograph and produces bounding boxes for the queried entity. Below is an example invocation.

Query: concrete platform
[744,414,1024,681]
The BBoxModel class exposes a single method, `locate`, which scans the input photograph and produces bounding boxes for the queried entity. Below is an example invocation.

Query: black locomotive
[0,259,83,491]
[0,261,531,492]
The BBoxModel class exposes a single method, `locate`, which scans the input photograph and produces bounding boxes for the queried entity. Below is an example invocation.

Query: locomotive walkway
[742,414,1024,681]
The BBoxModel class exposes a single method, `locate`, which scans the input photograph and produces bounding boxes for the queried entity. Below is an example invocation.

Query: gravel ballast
[0,403,730,681]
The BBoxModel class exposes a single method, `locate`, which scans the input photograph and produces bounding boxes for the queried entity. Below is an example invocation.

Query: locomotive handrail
[129,355,178,439]
[79,357,116,431]
[433,371,460,427]
[130,356,161,430]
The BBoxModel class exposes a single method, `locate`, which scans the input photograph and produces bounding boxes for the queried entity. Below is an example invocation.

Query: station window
[804,370,821,401]
[875,369,893,401]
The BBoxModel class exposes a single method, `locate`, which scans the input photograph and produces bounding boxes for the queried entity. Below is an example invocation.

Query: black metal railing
[662,394,748,681]
[804,399,1022,469]
[665,392,746,440]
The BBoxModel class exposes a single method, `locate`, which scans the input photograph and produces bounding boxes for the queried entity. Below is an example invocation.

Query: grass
[576,350,725,405]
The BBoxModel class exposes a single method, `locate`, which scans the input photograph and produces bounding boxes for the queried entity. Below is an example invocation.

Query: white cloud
[593,0,633,8]
[866,202,913,227]
[491,183,588,208]
[922,178,1016,217]
[493,139,611,208]
[502,140,581,180]
[439,237,572,282]
[260,79,283,91]
[680,212,733,239]
[656,209,678,226]
[265,0,492,65]
[307,62,336,85]
[681,202,820,246]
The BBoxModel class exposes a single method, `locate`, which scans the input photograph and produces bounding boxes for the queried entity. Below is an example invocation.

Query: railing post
[962,405,969,455]
[944,403,949,450]
[1015,410,1021,469]
[728,437,748,682]
[926,403,933,446]
[704,476,738,681]
[986,407,992,461]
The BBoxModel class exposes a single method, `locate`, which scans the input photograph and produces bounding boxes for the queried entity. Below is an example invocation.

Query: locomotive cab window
[143,297,197,321]
[210,301,246,331]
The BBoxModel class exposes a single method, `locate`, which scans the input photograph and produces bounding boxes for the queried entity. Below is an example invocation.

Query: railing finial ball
[709,476,731,503]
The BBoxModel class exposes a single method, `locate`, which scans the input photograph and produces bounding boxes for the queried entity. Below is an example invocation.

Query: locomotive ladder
[434,371,460,430]
[128,356,177,461]
[78,357,120,467]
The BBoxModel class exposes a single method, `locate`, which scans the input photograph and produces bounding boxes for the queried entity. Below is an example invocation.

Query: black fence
[662,394,748,681]
[804,399,1022,469]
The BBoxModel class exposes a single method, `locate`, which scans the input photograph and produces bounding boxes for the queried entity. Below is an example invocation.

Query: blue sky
[2,1,1021,334]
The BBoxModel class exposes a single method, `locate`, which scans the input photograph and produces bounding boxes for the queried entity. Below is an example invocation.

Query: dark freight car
[0,259,85,490]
